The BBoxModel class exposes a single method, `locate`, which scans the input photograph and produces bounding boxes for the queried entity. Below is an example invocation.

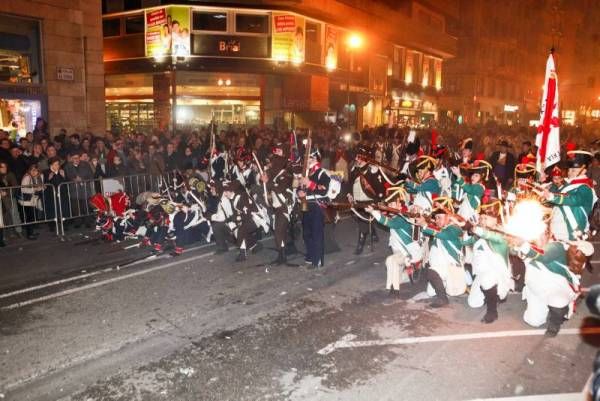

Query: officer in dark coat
[346,145,387,254]
[298,149,331,269]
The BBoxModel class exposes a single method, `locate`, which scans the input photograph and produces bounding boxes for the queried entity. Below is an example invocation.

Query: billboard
[271,12,305,63]
[324,25,338,70]
[145,6,191,58]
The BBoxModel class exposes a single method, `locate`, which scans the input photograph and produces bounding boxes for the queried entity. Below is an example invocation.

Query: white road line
[0,268,113,300]
[317,327,600,355]
[1,252,214,311]
[463,394,583,401]
[0,241,217,300]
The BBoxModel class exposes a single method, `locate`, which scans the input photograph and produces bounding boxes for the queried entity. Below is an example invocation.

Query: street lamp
[345,32,363,130]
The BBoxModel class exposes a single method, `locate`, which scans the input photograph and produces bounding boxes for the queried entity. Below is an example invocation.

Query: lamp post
[346,32,363,130]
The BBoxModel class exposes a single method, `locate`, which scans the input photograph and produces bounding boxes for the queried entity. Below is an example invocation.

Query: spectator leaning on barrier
[43,157,67,232]
[19,164,44,240]
[64,152,94,229]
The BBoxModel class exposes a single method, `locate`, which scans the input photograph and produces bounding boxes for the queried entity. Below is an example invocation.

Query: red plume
[431,129,438,149]
[566,141,576,158]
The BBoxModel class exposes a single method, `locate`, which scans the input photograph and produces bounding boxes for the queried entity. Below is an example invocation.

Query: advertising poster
[272,12,305,63]
[324,25,338,70]
[145,6,190,58]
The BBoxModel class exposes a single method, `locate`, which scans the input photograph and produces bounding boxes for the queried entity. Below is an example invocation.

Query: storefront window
[0,14,42,84]
[103,18,121,37]
[192,11,228,33]
[305,21,321,65]
[235,14,269,34]
[106,102,154,133]
[0,98,42,138]
[125,15,144,35]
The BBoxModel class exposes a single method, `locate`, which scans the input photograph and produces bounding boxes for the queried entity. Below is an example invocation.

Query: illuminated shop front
[0,13,45,138]
[103,3,452,131]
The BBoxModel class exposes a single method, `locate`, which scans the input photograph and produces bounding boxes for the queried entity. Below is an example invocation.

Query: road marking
[317,327,600,355]
[463,393,583,401]
[0,241,219,300]
[1,252,214,311]
[0,268,113,300]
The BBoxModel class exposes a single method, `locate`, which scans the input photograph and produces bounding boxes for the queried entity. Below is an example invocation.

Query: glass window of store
[192,11,228,33]
[0,14,44,138]
[125,14,144,35]
[305,21,321,65]
[235,13,269,35]
[0,14,42,84]
[103,18,121,37]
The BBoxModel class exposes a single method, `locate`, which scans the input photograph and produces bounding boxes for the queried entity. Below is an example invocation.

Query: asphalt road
[0,219,598,401]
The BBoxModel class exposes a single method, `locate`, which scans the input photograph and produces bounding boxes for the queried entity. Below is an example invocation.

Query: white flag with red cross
[535,52,560,173]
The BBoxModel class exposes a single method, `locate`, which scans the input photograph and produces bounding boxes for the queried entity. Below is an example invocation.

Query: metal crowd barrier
[0,183,60,237]
[56,172,177,236]
[56,178,103,235]
[0,172,183,239]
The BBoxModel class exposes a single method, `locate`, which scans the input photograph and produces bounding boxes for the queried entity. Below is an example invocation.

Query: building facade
[438,0,582,128]
[0,0,105,137]
[101,0,458,132]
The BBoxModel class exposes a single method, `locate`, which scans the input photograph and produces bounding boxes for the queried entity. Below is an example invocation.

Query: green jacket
[463,227,510,266]
[377,214,413,245]
[422,224,463,264]
[522,241,573,284]
[405,176,441,197]
[455,177,485,210]
[548,180,596,239]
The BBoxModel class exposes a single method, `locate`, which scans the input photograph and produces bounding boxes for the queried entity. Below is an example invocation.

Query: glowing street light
[345,32,363,130]
[347,33,364,50]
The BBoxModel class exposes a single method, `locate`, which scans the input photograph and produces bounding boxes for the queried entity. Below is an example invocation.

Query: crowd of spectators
[0,118,599,247]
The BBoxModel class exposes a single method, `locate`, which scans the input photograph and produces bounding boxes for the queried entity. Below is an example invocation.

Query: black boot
[354,232,367,255]
[481,285,499,324]
[273,248,286,265]
[427,269,449,308]
[235,249,247,262]
[250,242,263,254]
[371,228,379,243]
[545,306,568,337]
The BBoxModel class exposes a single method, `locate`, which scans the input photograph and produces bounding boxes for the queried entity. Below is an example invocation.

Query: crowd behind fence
[0,173,174,238]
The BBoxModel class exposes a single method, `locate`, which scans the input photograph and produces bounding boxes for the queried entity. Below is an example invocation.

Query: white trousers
[386,253,410,290]
[522,263,578,327]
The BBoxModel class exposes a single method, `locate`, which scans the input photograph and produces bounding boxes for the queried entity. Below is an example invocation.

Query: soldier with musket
[415,197,465,308]
[346,145,386,255]
[543,150,598,241]
[512,223,581,337]
[405,155,441,213]
[463,198,513,324]
[297,148,331,269]
[261,141,295,265]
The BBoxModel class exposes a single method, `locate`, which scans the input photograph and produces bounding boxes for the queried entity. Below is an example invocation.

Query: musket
[209,120,216,177]
[299,129,312,212]
[252,151,269,207]
[356,154,403,175]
